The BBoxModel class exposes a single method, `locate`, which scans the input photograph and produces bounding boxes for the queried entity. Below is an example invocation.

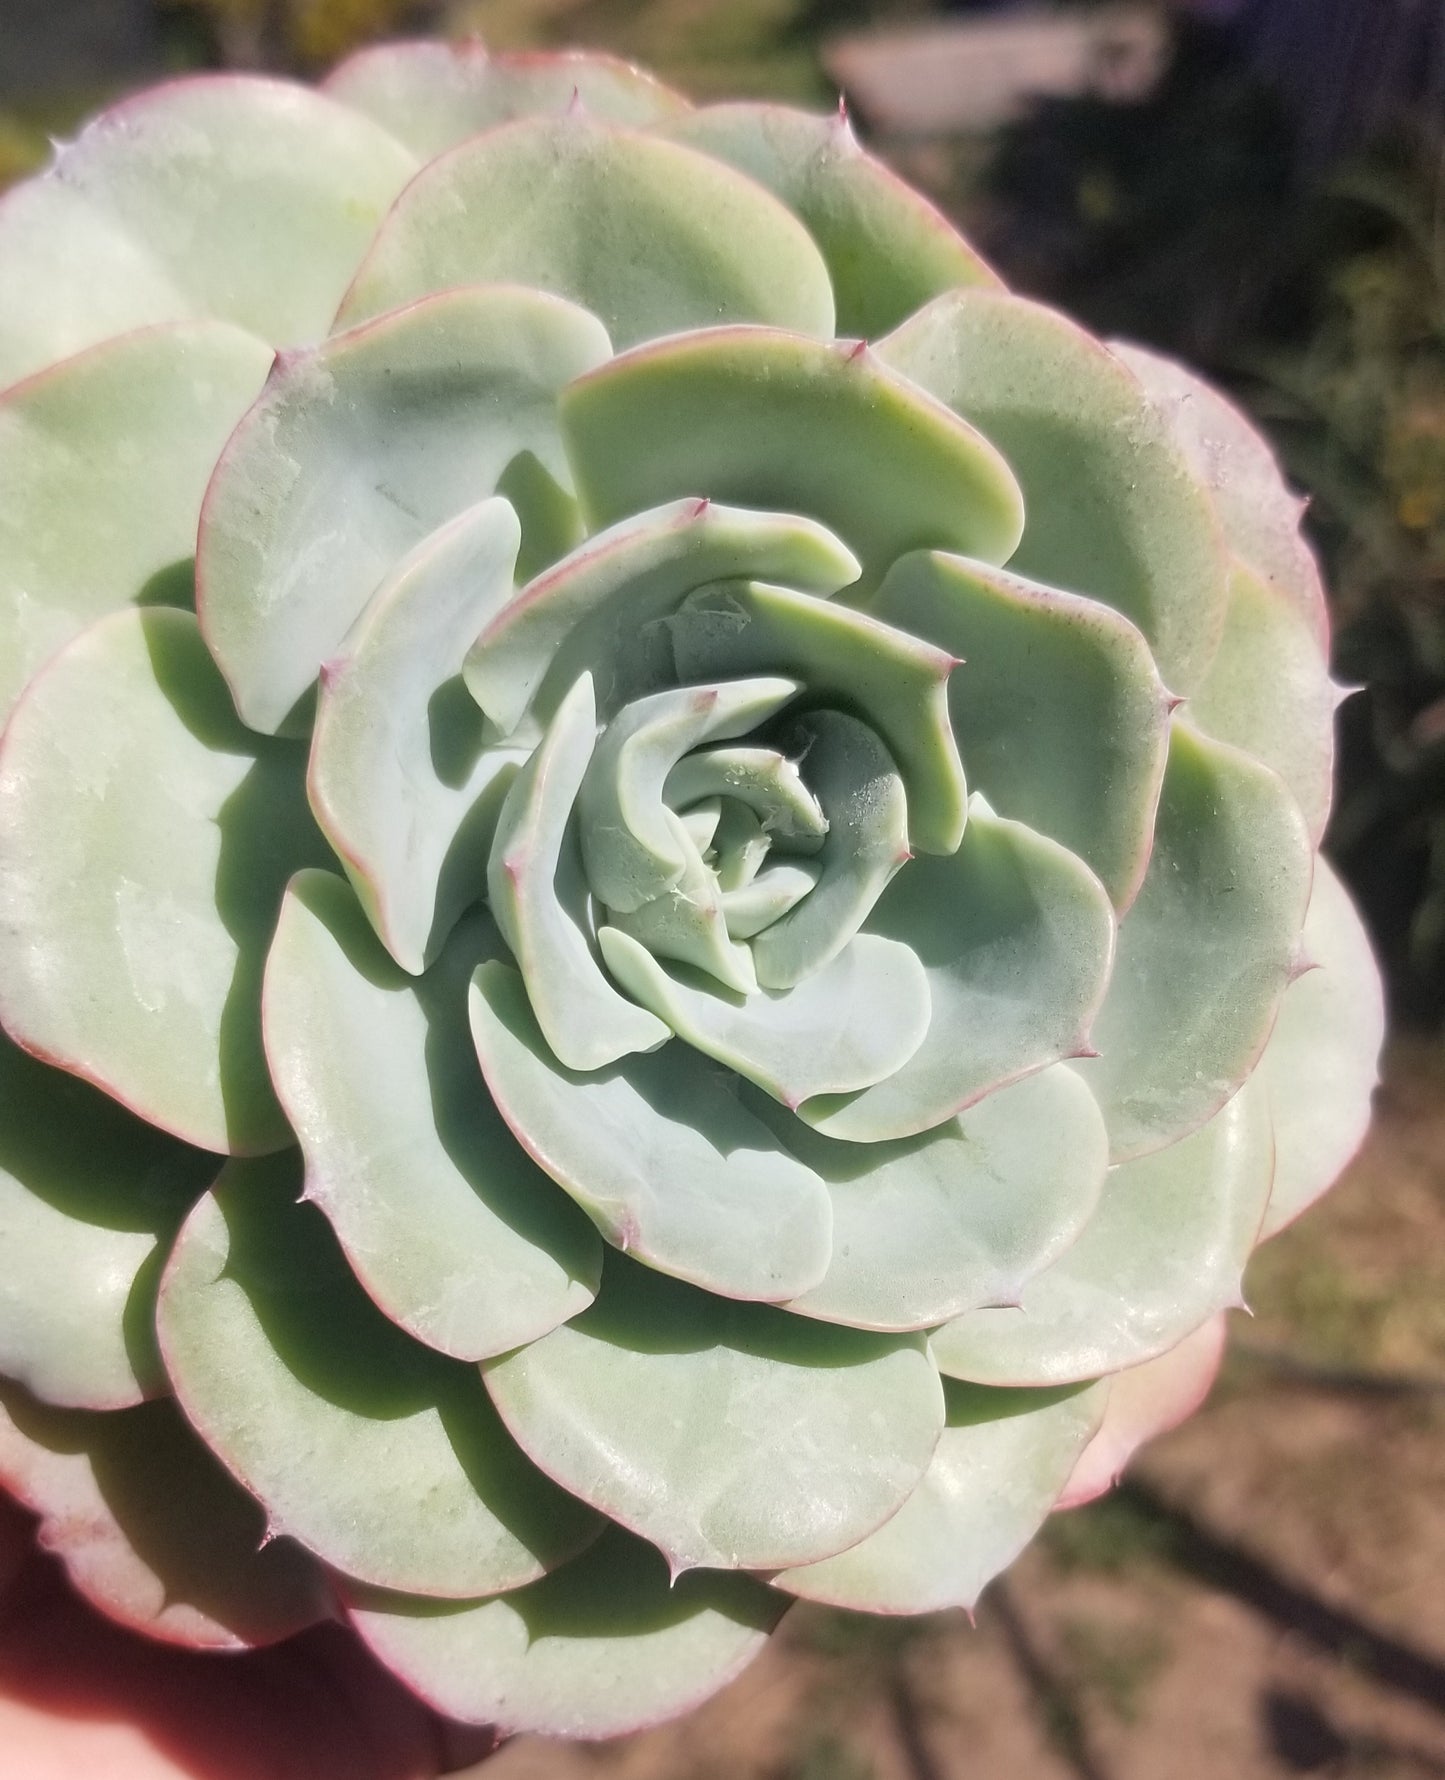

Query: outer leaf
[337,117,835,348]
[1189,561,1336,844]
[0,77,417,383]
[344,1528,783,1740]
[0,179,195,392]
[871,551,1171,909]
[326,39,690,156]
[487,675,672,1069]
[0,1380,328,1650]
[662,102,999,337]
[0,607,329,1155]
[878,289,1228,693]
[804,798,1115,1142]
[468,961,832,1302]
[1258,857,1384,1239]
[770,1066,1108,1332]
[779,1381,1105,1613]
[561,328,1025,592]
[1085,721,1314,1161]
[931,1077,1273,1387]
[672,579,966,855]
[198,285,611,735]
[157,1154,602,1597]
[465,498,860,736]
[598,929,931,1107]
[262,872,602,1363]
[0,1029,214,1410]
[483,1251,945,1573]
[0,321,273,724]
[1056,1316,1227,1511]
[1113,339,1329,646]
[308,498,523,973]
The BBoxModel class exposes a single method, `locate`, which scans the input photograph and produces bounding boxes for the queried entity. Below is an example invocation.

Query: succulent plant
[0,39,1385,1745]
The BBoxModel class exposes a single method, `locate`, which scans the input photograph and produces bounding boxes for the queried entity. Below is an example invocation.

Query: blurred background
[2,0,1443,1773]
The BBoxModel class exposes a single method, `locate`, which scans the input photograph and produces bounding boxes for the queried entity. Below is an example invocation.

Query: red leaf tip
[1288,948,1322,984]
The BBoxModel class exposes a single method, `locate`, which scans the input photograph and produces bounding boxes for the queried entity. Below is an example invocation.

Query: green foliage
[1252,142,1445,1023]
[1057,1615,1170,1724]
[1041,1494,1179,1578]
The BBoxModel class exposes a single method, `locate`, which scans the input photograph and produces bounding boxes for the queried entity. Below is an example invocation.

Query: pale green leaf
[1112,340,1329,647]
[804,798,1115,1142]
[602,808,758,995]
[749,712,909,990]
[0,321,272,725]
[483,1251,944,1572]
[769,1065,1107,1332]
[487,674,673,1070]
[0,77,417,383]
[931,1077,1273,1386]
[779,1381,1104,1612]
[871,551,1170,908]
[878,290,1228,693]
[157,1154,602,1596]
[598,928,931,1106]
[344,1528,783,1740]
[672,580,965,855]
[664,745,826,851]
[198,285,611,734]
[1189,561,1336,844]
[0,1029,214,1409]
[0,1379,328,1649]
[579,677,799,914]
[663,102,999,337]
[308,498,522,973]
[1258,857,1384,1239]
[337,117,834,348]
[721,862,820,936]
[1084,721,1314,1161]
[679,797,725,857]
[327,39,689,156]
[711,800,770,891]
[465,500,860,738]
[0,179,196,391]
[262,872,602,1362]
[467,962,832,1302]
[0,607,330,1154]
[562,328,1024,592]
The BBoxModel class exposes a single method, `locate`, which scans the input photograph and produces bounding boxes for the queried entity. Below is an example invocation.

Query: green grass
[1039,1493,1179,1578]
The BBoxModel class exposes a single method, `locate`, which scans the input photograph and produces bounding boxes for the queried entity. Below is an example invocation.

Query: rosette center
[465,496,971,1119]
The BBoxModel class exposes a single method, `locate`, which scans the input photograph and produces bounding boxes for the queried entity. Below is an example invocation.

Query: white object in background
[825,5,1170,137]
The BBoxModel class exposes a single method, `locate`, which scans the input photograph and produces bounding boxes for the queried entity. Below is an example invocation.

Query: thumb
[0,1492,500,1780]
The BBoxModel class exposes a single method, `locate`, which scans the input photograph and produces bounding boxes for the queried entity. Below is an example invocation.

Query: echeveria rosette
[0,39,1385,1742]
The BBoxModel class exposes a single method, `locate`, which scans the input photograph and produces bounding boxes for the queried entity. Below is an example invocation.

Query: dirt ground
[484,1038,1445,1780]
